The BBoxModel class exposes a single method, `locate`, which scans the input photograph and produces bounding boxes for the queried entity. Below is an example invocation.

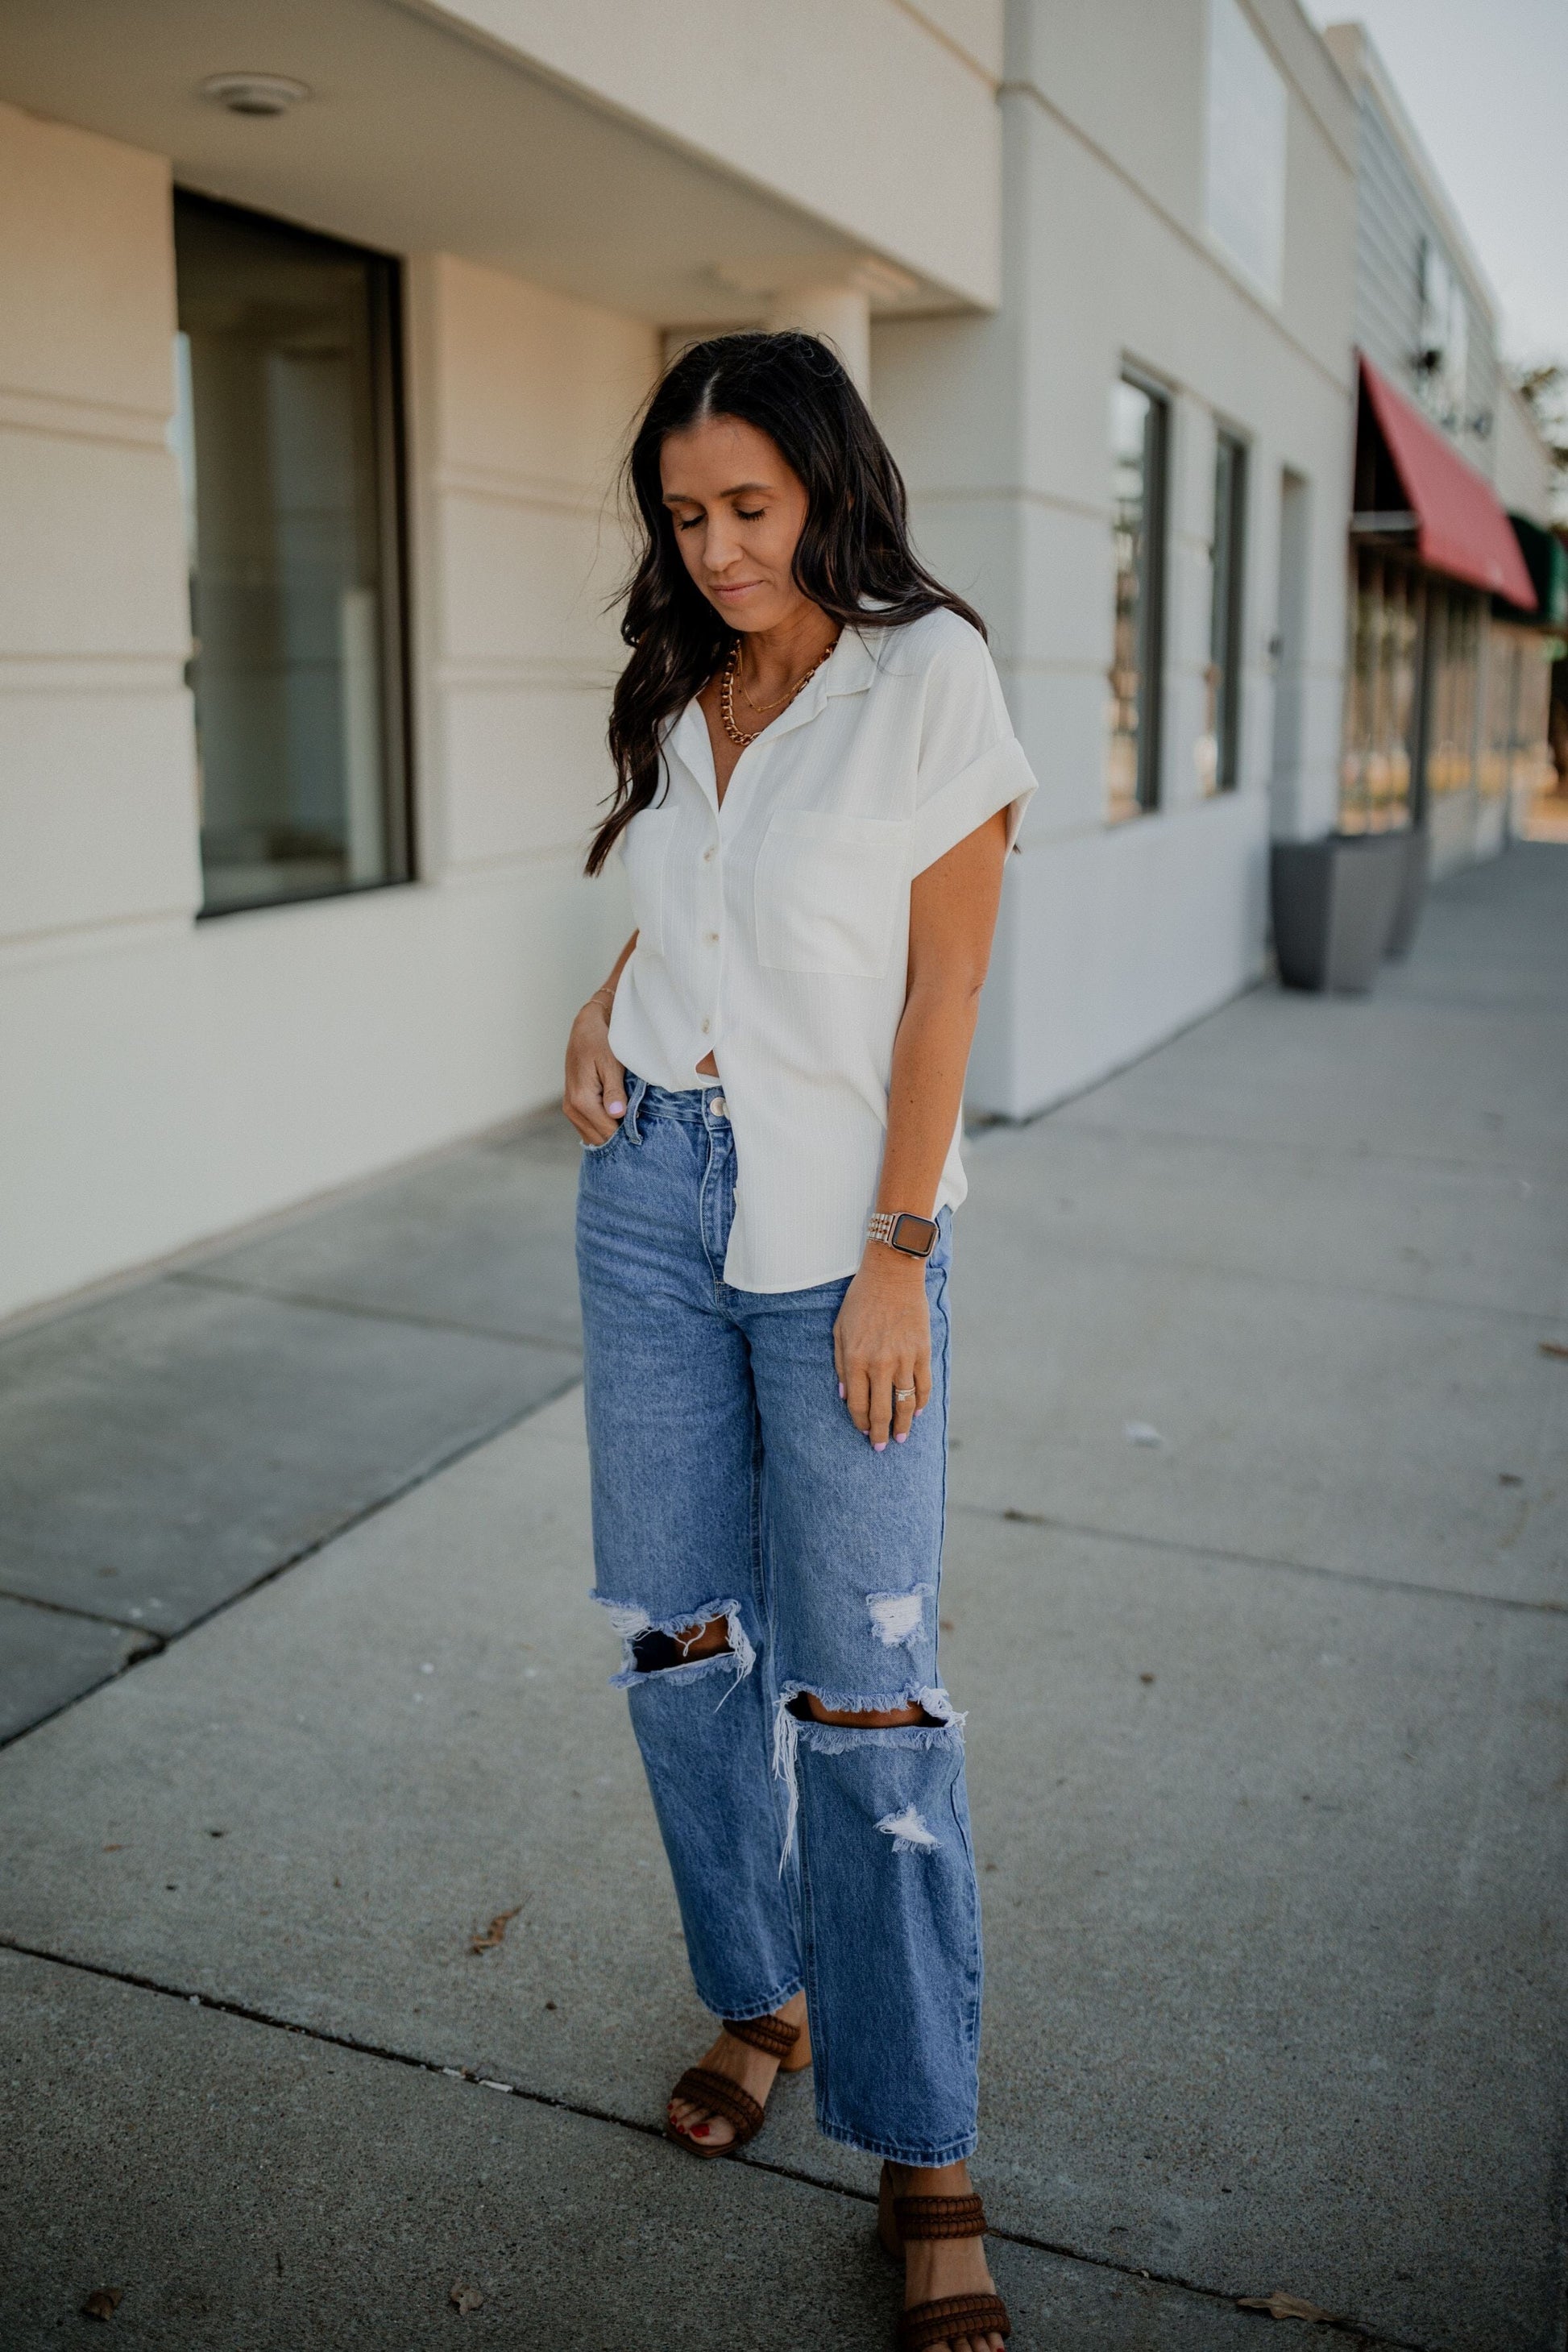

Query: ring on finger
[894,1387,915,1402]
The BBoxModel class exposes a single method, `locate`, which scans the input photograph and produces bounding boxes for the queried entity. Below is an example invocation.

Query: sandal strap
[892,2193,989,2241]
[722,2013,800,2060]
[896,2292,1011,2350]
[669,2067,765,2145]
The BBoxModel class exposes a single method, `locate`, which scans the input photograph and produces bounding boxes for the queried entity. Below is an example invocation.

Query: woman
[564,331,1035,2352]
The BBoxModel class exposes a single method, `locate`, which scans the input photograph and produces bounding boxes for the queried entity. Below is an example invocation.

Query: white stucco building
[881,0,1359,1114]
[0,3,1010,1321]
[0,2,1411,1317]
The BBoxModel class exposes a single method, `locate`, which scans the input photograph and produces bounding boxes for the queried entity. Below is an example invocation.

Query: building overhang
[1358,356,1537,608]
[0,0,989,329]
[1498,512,1568,629]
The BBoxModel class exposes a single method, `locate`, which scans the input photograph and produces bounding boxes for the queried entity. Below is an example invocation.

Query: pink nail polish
[837,1382,845,1399]
[873,1440,887,1453]
[894,1432,908,1444]
[608,1100,626,1116]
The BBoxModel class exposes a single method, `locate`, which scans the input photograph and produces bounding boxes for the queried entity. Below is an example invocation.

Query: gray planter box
[1270,832,1408,993]
[1384,823,1430,960]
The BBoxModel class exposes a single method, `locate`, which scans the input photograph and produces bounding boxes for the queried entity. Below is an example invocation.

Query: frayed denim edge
[771,1683,964,1871]
[594,1594,756,1692]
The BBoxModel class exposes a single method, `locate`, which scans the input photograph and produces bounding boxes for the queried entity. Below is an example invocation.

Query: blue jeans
[576,1076,982,2165]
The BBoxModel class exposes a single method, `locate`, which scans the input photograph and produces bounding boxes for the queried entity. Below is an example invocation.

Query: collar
[744,621,882,742]
[663,621,885,801]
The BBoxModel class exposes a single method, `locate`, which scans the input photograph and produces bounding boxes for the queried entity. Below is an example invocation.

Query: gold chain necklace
[718,635,838,748]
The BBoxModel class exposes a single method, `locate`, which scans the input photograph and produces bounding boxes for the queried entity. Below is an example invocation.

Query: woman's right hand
[562,993,628,1144]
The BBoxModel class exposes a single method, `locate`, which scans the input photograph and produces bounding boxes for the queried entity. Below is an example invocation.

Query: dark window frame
[1109,367,1170,820]
[174,188,416,920]
[1209,428,1248,794]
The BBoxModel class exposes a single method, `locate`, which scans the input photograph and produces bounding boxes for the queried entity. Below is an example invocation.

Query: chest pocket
[620,799,681,957]
[754,810,912,978]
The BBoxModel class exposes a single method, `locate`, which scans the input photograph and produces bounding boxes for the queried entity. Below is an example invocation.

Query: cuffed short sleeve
[910,620,1037,876]
[912,733,1038,874]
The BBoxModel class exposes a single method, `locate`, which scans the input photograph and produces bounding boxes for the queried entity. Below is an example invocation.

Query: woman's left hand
[833,1253,931,1450]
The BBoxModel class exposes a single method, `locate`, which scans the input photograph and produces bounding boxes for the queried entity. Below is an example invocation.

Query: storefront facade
[1325,23,1557,883]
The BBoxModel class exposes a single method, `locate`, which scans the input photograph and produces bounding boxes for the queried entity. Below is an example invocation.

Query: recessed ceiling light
[199,73,310,118]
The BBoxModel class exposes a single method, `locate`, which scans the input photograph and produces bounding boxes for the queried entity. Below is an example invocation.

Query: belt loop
[624,1071,648,1145]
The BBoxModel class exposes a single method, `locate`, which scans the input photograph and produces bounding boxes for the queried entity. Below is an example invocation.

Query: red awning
[1359,356,1537,608]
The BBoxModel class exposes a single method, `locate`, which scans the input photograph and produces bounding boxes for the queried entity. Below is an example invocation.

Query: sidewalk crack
[0,1933,1433,2351]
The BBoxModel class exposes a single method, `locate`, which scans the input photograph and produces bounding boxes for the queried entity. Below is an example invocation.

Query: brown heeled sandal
[877,2166,1012,2350]
[665,2010,811,2159]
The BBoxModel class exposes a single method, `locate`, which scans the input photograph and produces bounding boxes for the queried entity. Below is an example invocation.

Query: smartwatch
[866,1210,940,1260]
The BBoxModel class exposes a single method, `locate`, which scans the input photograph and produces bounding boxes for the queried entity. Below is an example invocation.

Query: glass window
[1338,550,1418,833]
[1201,430,1247,794]
[1424,586,1480,806]
[1479,624,1518,808]
[1107,376,1168,824]
[1417,239,1470,432]
[172,193,411,915]
[1205,0,1287,304]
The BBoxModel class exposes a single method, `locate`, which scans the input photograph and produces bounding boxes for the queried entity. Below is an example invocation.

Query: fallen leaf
[1540,1341,1568,1361]
[1237,2290,1344,2322]
[469,1905,521,1955]
[81,2288,125,2320]
[450,2282,484,2313]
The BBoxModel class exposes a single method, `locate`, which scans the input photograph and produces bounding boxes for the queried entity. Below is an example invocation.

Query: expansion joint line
[0,1375,582,1755]
[953,1504,1566,1617]
[0,1933,1425,2350]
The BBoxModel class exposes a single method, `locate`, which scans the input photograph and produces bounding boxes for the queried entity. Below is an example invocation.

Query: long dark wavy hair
[585,330,985,877]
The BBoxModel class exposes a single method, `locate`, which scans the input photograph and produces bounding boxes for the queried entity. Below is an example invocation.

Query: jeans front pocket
[580,1123,627,1157]
[753,810,912,978]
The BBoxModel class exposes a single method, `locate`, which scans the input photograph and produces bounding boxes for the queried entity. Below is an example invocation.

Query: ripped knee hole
[786,1692,944,1730]
[630,1616,732,1673]
[630,1630,946,1729]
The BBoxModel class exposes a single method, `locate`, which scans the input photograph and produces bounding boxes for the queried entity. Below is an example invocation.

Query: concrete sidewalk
[2,846,1566,2350]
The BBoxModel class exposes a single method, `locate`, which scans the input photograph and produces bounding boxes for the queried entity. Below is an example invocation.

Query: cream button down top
[607,608,1038,1292]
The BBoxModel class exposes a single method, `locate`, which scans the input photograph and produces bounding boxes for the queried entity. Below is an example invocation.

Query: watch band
[867,1210,939,1259]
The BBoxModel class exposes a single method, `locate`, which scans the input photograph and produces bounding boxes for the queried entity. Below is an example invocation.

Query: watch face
[893,1213,938,1258]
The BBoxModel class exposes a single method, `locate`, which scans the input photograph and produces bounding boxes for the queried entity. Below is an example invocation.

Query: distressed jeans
[576,1076,982,2165]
